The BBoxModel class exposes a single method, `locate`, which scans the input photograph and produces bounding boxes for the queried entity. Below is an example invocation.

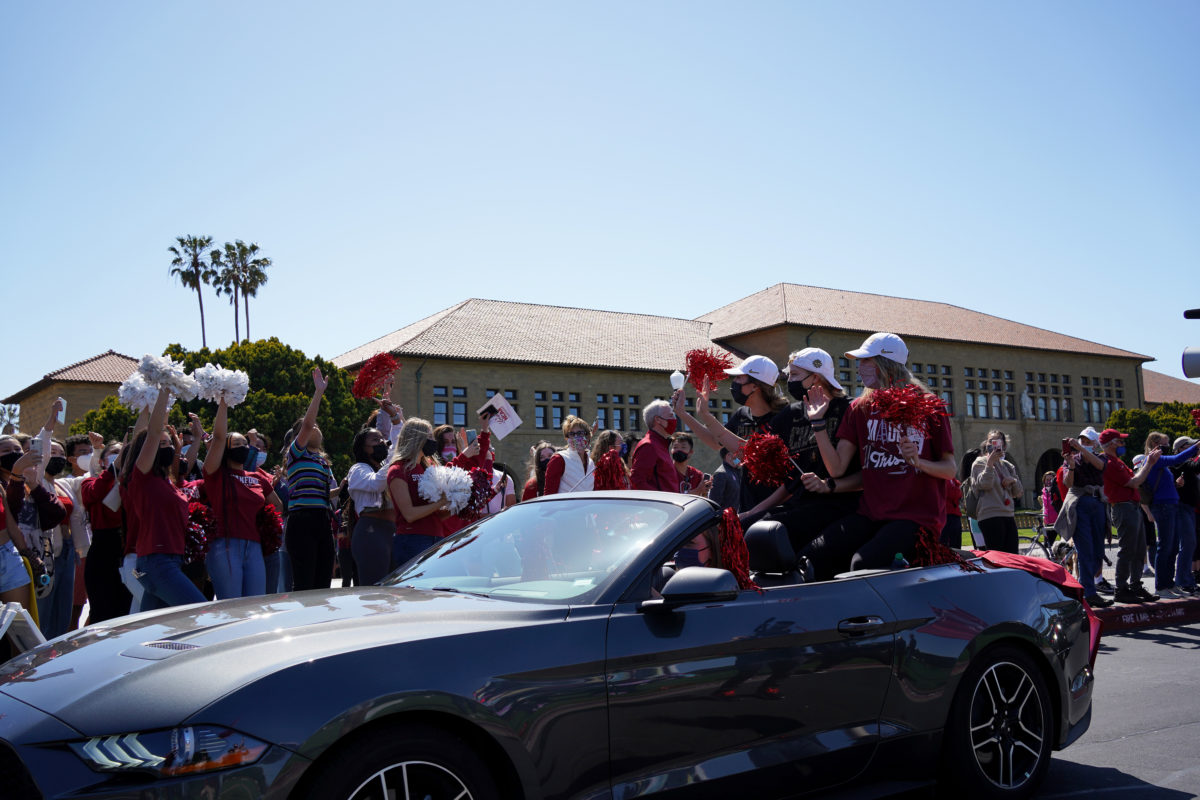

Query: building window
[941,392,954,416]
[504,389,518,400]
[966,393,976,417]
[912,362,923,374]
[1005,382,1014,392]
[965,379,975,390]
[1082,388,1090,397]
[628,395,639,405]
[611,394,623,404]
[1105,389,1113,398]
[991,394,1001,419]
[535,390,546,401]
[1004,370,1013,380]
[1062,375,1070,385]
[1005,395,1015,420]
[551,392,563,402]
[1050,397,1060,421]
[1039,385,1047,394]
[453,387,466,397]
[1116,390,1123,399]
[721,412,731,423]
[1063,386,1071,396]
[596,394,607,404]
[1025,372,1034,381]
[943,379,953,389]
[927,377,939,388]
[569,406,580,418]
[942,365,951,375]
[433,401,447,425]
[485,389,497,398]
[1104,378,1112,387]
[433,386,447,397]
[1080,377,1088,386]
[965,367,974,377]
[596,408,607,428]
[991,381,1001,391]
[1063,401,1073,422]
[1083,402,1092,423]
[1037,397,1047,420]
[552,407,563,428]
[1114,379,1122,388]
[612,408,623,430]
[721,400,731,409]
[1051,386,1059,395]
[991,369,1000,379]
[535,406,547,429]
[1037,373,1046,383]
[839,357,850,368]
[452,402,466,426]
[840,371,852,383]
[1103,401,1112,419]
[978,394,990,419]
[568,392,579,403]
[630,410,640,430]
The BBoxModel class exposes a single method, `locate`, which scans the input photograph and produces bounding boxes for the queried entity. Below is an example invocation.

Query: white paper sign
[476,395,523,441]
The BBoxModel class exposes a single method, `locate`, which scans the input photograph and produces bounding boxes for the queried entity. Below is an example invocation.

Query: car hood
[0,587,567,735]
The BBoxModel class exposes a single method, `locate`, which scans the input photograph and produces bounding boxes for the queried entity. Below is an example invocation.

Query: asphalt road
[1036,624,1200,799]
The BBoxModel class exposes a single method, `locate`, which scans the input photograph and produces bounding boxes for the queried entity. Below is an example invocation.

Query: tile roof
[697,283,1150,360]
[4,350,138,404]
[1142,368,1200,405]
[333,299,728,373]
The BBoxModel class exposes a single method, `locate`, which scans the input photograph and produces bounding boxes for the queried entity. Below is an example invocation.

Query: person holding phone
[968,430,1023,553]
[1055,427,1112,606]
[1141,431,1200,598]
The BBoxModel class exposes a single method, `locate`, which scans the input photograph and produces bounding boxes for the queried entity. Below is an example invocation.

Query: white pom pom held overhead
[138,354,198,401]
[193,363,251,407]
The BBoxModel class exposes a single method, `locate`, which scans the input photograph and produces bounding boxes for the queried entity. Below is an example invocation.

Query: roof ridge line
[46,349,135,379]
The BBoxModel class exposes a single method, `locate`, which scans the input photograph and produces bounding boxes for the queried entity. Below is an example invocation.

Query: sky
[3,1,1199,406]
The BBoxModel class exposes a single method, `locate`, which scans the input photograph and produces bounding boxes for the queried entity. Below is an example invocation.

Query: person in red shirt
[203,397,281,600]
[123,389,205,612]
[941,478,963,548]
[1075,428,1160,604]
[669,433,710,496]
[543,416,595,495]
[80,440,132,622]
[803,332,957,579]
[630,400,682,492]
[521,441,556,501]
[388,418,452,567]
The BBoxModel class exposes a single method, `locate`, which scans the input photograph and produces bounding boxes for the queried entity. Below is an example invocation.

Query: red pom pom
[739,432,793,486]
[684,348,734,394]
[719,508,760,592]
[352,353,400,400]
[185,501,215,565]
[594,449,630,491]
[910,526,983,573]
[257,504,284,557]
[458,467,495,522]
[1192,408,1200,429]
[867,385,947,436]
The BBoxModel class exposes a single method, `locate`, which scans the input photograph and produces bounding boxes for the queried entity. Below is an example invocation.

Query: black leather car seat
[745,520,803,587]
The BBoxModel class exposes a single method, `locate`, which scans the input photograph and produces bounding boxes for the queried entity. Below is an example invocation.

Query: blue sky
[3,2,1198,405]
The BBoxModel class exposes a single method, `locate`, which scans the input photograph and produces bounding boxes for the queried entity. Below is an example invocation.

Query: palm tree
[212,242,242,344]
[240,245,271,341]
[213,240,271,344]
[168,235,217,348]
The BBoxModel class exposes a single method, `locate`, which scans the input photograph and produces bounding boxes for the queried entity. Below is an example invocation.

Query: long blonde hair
[852,356,933,409]
[392,417,435,471]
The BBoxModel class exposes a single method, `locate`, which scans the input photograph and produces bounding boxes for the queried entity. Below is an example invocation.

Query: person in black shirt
[738,348,862,551]
[1172,436,1200,581]
[671,354,788,512]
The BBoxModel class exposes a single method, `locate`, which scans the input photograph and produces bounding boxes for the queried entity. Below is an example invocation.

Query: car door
[605,577,897,798]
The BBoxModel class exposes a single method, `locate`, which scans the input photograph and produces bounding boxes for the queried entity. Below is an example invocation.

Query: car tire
[941,645,1054,800]
[303,723,501,800]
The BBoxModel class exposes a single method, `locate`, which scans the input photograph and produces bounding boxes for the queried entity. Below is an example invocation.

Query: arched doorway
[1033,448,1063,486]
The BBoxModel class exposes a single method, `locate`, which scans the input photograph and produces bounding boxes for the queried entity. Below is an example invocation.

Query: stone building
[3,350,138,439]
[333,284,1169,506]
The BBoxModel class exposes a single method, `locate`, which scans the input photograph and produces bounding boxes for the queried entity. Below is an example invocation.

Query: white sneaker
[1143,566,1155,577]
[1159,587,1186,599]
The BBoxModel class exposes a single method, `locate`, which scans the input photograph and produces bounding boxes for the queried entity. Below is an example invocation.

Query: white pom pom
[417,465,474,514]
[138,354,198,401]
[118,372,177,412]
[194,363,251,407]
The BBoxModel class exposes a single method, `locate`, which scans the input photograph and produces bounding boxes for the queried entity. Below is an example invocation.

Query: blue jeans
[263,550,282,594]
[1174,506,1197,591]
[1152,503,1186,591]
[393,534,436,570]
[1072,496,1106,596]
[136,553,206,612]
[206,537,266,599]
[36,545,76,640]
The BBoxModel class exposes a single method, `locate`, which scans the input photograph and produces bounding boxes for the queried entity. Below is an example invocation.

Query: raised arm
[295,368,328,450]
[185,413,205,476]
[1126,449,1161,488]
[135,389,171,475]
[204,400,229,475]
[670,389,725,452]
[806,388,858,478]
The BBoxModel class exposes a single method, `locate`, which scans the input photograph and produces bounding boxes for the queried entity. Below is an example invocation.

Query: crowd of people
[3,331,1199,640]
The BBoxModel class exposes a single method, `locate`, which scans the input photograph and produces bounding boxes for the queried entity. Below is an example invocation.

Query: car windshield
[383,497,682,604]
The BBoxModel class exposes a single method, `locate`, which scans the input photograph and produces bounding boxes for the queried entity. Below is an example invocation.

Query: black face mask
[671,451,689,463]
[226,446,250,465]
[731,382,751,406]
[0,451,21,472]
[370,442,390,462]
[787,380,808,402]
[421,439,439,457]
[45,456,67,476]
[156,447,176,470]
[538,458,552,471]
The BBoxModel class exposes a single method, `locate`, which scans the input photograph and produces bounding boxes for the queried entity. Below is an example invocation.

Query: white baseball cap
[1078,426,1100,443]
[845,332,909,365]
[790,347,844,393]
[1132,453,1147,468]
[725,354,780,385]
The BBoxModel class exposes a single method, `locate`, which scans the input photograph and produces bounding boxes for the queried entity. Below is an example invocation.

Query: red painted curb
[1094,596,1200,633]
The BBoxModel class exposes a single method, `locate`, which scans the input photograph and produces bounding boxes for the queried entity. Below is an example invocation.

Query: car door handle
[837,616,885,635]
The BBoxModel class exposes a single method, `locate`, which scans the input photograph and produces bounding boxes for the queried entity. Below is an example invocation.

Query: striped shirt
[285,440,335,512]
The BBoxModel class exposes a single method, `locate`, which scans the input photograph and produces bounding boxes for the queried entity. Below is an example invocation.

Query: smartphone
[1061,438,1073,457]
[55,397,67,425]
[30,438,43,457]
[466,429,478,445]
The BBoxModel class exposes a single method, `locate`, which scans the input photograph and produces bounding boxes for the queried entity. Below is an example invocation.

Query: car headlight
[69,725,268,776]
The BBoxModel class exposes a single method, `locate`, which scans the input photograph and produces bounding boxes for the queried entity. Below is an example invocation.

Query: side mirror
[639,567,740,612]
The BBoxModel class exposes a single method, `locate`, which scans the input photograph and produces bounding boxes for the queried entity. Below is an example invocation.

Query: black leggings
[285,508,335,591]
[977,516,1019,554]
[84,528,132,622]
[801,513,920,580]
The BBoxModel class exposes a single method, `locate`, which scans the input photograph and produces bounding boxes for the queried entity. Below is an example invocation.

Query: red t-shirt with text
[204,467,271,541]
[129,468,190,557]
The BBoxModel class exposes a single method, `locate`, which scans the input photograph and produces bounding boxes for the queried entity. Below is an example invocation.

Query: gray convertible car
[0,491,1095,800]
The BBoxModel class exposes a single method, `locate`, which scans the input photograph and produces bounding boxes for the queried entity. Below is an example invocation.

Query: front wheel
[942,645,1054,800]
[302,724,500,800]
[1017,536,1050,560]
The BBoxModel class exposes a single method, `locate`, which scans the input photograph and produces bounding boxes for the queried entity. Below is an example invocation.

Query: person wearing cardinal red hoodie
[630,400,681,492]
